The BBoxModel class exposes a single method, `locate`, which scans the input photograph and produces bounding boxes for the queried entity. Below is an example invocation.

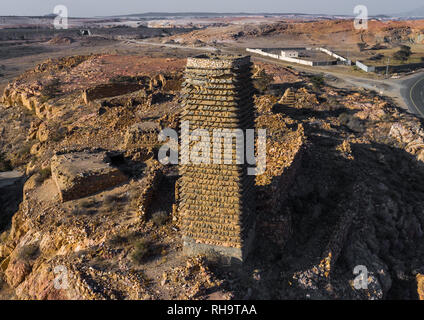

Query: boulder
[389,122,424,146]
[36,122,50,143]
[23,174,40,196]
[25,161,38,176]
[5,258,31,287]
[30,142,42,156]
[51,151,128,202]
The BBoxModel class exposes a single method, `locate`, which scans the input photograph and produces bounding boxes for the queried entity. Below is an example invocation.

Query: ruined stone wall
[136,165,163,219]
[123,122,160,150]
[82,83,142,104]
[179,55,256,262]
[51,150,128,202]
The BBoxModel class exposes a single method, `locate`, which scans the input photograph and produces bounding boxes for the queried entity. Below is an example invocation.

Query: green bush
[40,78,61,101]
[309,74,325,88]
[400,45,411,54]
[11,140,36,167]
[17,141,34,157]
[338,113,363,133]
[108,231,139,247]
[131,239,151,265]
[104,194,128,205]
[81,199,95,208]
[71,208,83,215]
[253,70,274,93]
[35,168,51,184]
[338,112,350,125]
[50,127,66,143]
[151,211,169,227]
[357,42,367,52]
[72,198,98,215]
[108,234,129,246]
[17,244,39,261]
[393,45,412,62]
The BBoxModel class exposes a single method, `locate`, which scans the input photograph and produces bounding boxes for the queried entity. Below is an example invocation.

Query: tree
[400,45,411,54]
[308,74,325,89]
[357,42,367,52]
[393,45,412,62]
[393,51,408,61]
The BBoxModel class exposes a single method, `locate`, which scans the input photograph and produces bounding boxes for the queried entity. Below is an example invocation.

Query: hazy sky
[0,0,421,17]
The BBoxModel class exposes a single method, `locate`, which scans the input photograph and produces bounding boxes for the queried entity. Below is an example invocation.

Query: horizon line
[0,11,413,19]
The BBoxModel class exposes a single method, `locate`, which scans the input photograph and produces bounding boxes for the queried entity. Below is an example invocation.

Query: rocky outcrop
[0,197,151,300]
[47,36,74,45]
[1,55,95,119]
[255,110,305,248]
[51,150,128,202]
[389,121,424,161]
[1,85,62,120]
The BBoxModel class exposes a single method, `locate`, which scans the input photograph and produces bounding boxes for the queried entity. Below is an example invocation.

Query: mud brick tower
[179,54,256,262]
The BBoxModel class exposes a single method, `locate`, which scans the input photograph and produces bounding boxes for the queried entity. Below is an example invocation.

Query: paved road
[400,71,424,118]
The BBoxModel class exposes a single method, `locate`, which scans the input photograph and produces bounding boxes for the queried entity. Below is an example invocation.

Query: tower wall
[179,54,256,262]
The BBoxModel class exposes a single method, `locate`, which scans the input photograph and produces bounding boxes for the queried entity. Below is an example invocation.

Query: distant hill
[114,12,351,18]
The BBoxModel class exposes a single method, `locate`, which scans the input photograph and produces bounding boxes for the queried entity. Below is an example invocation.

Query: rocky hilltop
[169,19,424,45]
[0,54,424,300]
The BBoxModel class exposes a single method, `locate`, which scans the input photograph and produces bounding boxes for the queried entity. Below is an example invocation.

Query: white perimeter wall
[356,61,375,72]
[246,48,314,66]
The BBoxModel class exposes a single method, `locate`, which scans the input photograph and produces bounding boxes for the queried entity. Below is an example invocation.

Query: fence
[246,47,350,67]
[317,47,352,65]
[355,61,376,73]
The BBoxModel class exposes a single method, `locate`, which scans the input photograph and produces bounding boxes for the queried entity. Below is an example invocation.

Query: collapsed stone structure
[51,150,128,202]
[179,54,256,262]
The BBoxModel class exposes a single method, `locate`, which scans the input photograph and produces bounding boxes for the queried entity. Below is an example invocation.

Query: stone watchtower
[179,54,256,262]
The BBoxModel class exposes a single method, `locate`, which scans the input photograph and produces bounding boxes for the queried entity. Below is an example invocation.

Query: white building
[281,50,299,58]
